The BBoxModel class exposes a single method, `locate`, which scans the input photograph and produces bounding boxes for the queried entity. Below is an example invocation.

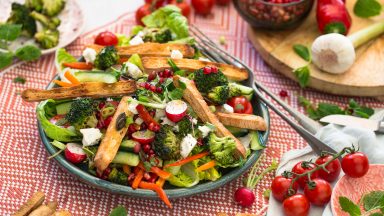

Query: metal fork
[189,25,337,156]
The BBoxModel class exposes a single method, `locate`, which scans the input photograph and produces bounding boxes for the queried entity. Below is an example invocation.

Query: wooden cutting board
[247,0,384,97]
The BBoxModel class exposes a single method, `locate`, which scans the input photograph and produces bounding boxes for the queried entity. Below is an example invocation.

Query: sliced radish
[165,100,187,122]
[132,130,155,145]
[64,143,86,164]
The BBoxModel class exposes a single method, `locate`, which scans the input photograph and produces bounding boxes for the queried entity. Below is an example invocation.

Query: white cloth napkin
[267,110,384,216]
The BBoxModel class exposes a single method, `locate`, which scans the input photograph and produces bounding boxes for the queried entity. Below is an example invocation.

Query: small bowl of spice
[233,0,314,30]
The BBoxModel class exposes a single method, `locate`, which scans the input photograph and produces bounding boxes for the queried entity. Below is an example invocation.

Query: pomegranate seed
[149,110,156,117]
[149,123,160,132]
[104,116,113,127]
[149,149,155,155]
[143,144,151,153]
[98,167,111,180]
[98,102,105,109]
[159,77,165,84]
[148,71,157,81]
[158,71,164,77]
[279,90,288,97]
[163,69,170,77]
[140,122,148,130]
[203,66,212,74]
[150,85,156,92]
[143,172,151,180]
[145,82,151,89]
[197,138,203,146]
[156,87,163,93]
[139,82,146,88]
[169,70,174,77]
[128,124,138,133]
[148,173,158,183]
[96,120,104,129]
[211,66,218,73]
[128,173,135,181]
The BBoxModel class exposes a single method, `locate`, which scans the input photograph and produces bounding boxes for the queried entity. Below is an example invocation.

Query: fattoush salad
[22,6,268,208]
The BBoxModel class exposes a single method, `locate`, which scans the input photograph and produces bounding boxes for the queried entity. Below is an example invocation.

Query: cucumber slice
[74,71,118,83]
[119,140,139,152]
[226,126,249,137]
[112,151,139,166]
[55,102,72,115]
[250,131,266,150]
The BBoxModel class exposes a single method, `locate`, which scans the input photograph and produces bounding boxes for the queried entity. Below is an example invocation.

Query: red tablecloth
[0,4,381,216]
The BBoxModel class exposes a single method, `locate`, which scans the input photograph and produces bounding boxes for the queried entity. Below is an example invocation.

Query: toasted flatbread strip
[142,57,249,81]
[21,81,136,102]
[216,112,267,131]
[87,43,195,58]
[174,76,246,157]
[94,96,133,174]
[52,210,71,216]
[28,205,54,216]
[12,191,45,216]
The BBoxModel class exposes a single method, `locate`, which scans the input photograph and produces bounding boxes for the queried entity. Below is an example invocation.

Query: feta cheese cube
[170,49,183,59]
[180,134,198,158]
[128,100,139,114]
[80,128,103,147]
[125,62,143,79]
[222,104,234,113]
[198,125,212,138]
[129,35,144,46]
[82,48,97,64]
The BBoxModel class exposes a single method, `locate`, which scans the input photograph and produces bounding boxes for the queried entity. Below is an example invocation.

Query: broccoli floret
[30,11,61,29]
[41,0,65,17]
[65,98,97,130]
[142,28,173,43]
[207,85,229,105]
[193,67,228,94]
[108,168,128,185]
[205,132,244,168]
[34,29,59,49]
[6,3,37,37]
[152,125,180,160]
[94,46,119,70]
[176,117,193,137]
[25,0,43,12]
[228,82,254,97]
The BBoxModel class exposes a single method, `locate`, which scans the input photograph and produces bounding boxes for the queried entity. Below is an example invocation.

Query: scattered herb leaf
[168,88,184,100]
[339,196,361,216]
[363,191,384,212]
[15,45,42,61]
[219,36,226,45]
[354,0,382,18]
[109,205,127,216]
[13,76,26,84]
[263,189,271,199]
[0,51,14,69]
[293,65,310,88]
[293,44,311,61]
[0,24,22,41]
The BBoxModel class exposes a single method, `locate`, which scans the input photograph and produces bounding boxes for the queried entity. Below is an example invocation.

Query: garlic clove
[311,33,355,74]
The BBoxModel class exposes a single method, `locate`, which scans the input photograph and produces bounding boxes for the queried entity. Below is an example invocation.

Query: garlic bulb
[311,33,355,74]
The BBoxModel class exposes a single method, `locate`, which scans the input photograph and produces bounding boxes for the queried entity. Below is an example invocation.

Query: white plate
[0,0,84,55]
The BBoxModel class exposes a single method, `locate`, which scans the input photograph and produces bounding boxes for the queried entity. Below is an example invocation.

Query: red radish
[64,143,86,164]
[234,187,255,207]
[165,100,188,122]
[132,130,155,144]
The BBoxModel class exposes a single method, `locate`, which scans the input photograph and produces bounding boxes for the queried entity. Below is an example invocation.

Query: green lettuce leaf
[117,34,130,47]
[167,163,199,187]
[128,54,144,70]
[37,99,81,142]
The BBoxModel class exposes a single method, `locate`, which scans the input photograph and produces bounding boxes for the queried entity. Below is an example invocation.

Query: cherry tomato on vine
[341,152,369,178]
[283,194,310,216]
[94,31,118,46]
[271,176,299,202]
[191,0,215,15]
[315,155,341,182]
[291,161,319,188]
[227,96,253,114]
[170,0,191,17]
[304,178,332,206]
[136,4,153,26]
[145,0,165,8]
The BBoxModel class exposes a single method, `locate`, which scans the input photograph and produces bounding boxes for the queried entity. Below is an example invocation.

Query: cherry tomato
[94,31,118,46]
[271,176,299,202]
[170,0,191,17]
[145,0,165,8]
[315,155,341,182]
[227,96,253,114]
[291,161,319,188]
[136,4,152,26]
[191,0,215,15]
[283,194,310,216]
[216,0,230,5]
[304,178,332,206]
[341,152,369,178]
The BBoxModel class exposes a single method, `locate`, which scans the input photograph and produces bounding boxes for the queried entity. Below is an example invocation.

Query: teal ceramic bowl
[37,71,270,199]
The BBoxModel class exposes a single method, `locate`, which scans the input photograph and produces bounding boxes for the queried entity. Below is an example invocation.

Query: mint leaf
[109,205,127,216]
[0,51,14,69]
[293,65,310,88]
[363,191,384,212]
[354,0,382,18]
[169,88,184,100]
[15,45,41,61]
[316,103,345,117]
[0,24,22,41]
[347,99,374,119]
[13,76,26,84]
[293,44,311,61]
[339,196,361,216]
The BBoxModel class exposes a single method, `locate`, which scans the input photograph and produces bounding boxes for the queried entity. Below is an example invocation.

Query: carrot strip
[150,167,171,180]
[53,80,74,87]
[196,160,216,172]
[118,57,129,64]
[164,152,210,168]
[139,181,172,208]
[156,178,166,188]
[122,165,131,175]
[132,169,144,189]
[64,71,81,85]
[62,62,93,70]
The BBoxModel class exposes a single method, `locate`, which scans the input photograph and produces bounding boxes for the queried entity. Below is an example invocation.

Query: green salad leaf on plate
[166,163,199,187]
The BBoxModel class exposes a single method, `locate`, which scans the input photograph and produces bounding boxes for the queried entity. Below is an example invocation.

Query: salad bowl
[37,69,270,199]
